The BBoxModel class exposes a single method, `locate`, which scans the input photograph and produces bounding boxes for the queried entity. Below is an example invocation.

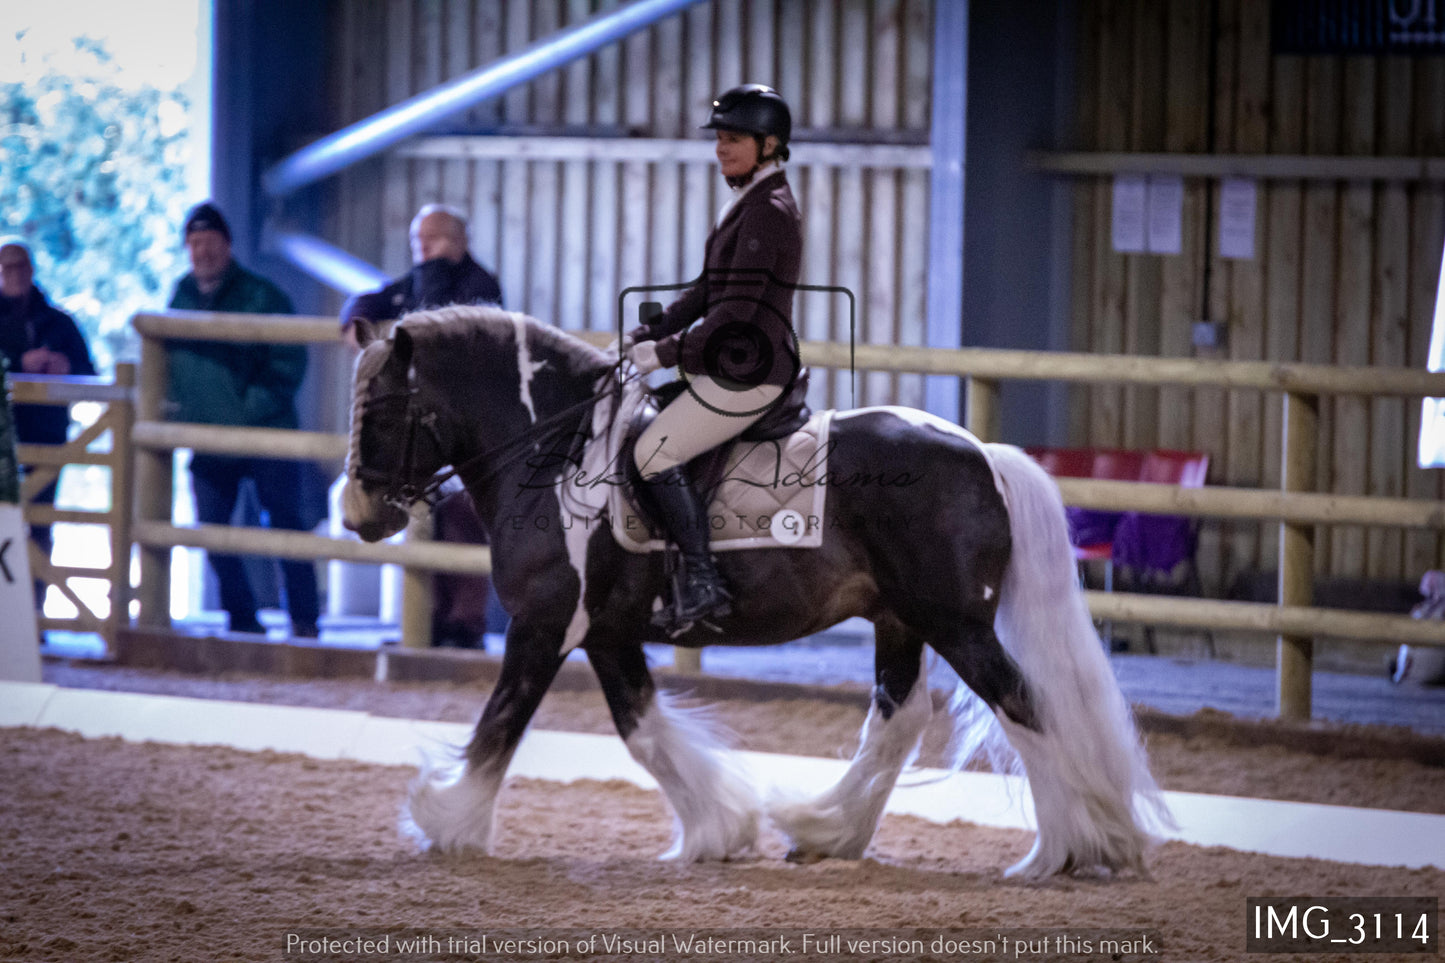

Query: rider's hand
[628,339,662,374]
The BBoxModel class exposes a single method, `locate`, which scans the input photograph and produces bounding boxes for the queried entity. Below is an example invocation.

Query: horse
[341,304,1169,877]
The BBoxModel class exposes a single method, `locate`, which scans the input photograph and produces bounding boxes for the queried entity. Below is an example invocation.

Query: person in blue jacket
[0,238,96,609]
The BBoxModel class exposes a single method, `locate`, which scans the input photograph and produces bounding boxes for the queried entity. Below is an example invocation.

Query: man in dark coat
[340,204,504,648]
[167,202,321,638]
[0,238,96,607]
[340,203,502,346]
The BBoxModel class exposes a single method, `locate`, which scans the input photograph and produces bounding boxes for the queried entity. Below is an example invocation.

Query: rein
[360,359,634,509]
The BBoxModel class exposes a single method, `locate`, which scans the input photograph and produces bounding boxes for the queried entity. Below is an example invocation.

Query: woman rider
[627,85,803,633]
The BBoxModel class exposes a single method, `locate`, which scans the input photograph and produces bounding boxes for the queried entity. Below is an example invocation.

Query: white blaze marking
[984,585,995,600]
[513,314,544,423]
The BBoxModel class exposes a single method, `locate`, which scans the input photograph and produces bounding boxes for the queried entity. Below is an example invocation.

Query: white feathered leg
[624,692,760,861]
[402,757,506,853]
[769,655,931,859]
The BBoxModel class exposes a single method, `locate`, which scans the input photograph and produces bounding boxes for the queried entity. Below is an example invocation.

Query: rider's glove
[628,339,663,374]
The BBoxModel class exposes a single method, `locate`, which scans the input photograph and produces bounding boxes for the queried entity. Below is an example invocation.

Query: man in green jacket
[166,202,320,637]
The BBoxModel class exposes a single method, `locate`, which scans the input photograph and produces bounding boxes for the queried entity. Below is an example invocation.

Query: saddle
[613,367,832,553]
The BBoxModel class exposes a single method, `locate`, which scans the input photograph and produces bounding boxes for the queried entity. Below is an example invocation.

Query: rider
[627,85,803,631]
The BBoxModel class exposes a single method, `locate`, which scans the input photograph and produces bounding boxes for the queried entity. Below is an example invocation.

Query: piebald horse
[342,305,1167,876]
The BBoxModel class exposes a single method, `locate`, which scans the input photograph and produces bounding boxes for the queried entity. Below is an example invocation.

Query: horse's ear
[392,325,414,367]
[353,318,379,347]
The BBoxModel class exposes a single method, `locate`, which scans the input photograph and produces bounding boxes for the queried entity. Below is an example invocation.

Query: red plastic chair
[1139,450,1209,488]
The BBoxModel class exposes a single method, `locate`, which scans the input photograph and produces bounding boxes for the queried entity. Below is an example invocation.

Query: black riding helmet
[703,84,791,162]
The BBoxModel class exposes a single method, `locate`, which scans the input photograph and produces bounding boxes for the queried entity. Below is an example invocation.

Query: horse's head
[341,320,448,542]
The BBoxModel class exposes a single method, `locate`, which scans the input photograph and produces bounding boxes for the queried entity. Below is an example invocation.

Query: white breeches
[633,375,783,478]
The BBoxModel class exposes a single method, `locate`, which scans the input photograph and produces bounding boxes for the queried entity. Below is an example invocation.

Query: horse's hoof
[785,848,827,865]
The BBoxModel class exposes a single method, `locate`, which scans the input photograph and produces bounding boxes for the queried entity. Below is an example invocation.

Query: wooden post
[400,512,434,650]
[964,376,1000,440]
[1278,390,1318,720]
[673,646,702,673]
[105,364,137,654]
[134,339,172,628]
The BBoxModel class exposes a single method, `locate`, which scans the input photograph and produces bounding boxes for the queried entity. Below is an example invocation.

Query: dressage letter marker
[0,504,41,682]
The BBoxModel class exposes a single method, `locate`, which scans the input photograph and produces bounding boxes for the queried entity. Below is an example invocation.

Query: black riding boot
[642,466,732,630]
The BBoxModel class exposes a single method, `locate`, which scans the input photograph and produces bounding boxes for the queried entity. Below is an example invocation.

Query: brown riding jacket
[638,168,802,389]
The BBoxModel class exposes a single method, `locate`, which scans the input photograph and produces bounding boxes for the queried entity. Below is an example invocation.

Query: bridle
[353,358,635,511]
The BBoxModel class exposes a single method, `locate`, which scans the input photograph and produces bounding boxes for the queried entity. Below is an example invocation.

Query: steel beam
[263,229,390,294]
[263,0,706,196]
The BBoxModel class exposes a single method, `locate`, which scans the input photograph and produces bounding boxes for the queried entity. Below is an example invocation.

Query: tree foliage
[1,42,195,371]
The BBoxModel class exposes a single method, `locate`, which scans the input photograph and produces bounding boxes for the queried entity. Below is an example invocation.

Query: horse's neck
[450,359,612,528]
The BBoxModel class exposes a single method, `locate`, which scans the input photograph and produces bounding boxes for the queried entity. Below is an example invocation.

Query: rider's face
[715,130,761,179]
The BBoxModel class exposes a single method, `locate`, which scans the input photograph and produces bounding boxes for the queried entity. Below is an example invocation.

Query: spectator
[166,202,321,637]
[340,203,505,648]
[339,203,501,347]
[0,238,96,610]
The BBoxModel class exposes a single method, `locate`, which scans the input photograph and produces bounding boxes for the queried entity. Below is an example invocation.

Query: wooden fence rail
[28,310,1438,722]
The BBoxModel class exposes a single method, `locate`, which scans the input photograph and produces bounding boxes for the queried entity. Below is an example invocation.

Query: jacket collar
[716,165,787,228]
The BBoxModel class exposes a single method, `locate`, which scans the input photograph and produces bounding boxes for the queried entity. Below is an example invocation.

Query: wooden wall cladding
[1068,0,1445,592]
[324,0,934,414]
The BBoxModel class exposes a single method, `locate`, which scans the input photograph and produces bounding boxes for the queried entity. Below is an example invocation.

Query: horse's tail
[953,443,1171,878]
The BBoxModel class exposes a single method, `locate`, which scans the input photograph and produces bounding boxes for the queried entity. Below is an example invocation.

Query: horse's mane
[395,304,612,376]
[347,304,613,484]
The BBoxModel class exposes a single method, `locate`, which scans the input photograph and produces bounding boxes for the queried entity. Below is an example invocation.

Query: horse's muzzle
[340,480,409,542]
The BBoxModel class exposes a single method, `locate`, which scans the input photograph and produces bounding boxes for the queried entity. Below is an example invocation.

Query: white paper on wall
[1146,174,1183,255]
[1218,177,1257,260]
[1111,174,1147,254]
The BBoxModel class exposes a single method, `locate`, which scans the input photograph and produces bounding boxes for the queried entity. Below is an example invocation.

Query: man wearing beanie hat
[165,201,321,638]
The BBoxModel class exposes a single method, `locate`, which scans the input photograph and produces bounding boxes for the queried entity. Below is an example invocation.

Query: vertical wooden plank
[777,0,807,107]
[1298,54,1341,575]
[470,0,504,296]
[804,0,839,407]
[527,0,560,324]
[681,0,715,299]
[747,0,776,87]
[1368,56,1413,582]
[412,0,445,208]
[866,0,901,405]
[382,0,417,275]
[1089,0,1131,447]
[1260,49,1304,572]
[1122,0,1165,450]
[1068,0,1101,443]
[331,0,360,291]
[440,0,474,214]
[1223,0,1269,581]
[893,0,930,410]
[715,0,742,88]
[503,0,532,123]
[498,1,533,313]
[1330,57,1377,579]
[1407,56,1445,575]
[1193,0,1239,595]
[1157,0,1206,453]
[557,0,593,330]
[617,8,652,317]
[650,7,684,302]
[837,0,870,405]
[589,0,622,333]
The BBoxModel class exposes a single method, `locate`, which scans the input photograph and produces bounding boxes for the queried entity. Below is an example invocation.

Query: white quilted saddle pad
[610,409,834,554]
